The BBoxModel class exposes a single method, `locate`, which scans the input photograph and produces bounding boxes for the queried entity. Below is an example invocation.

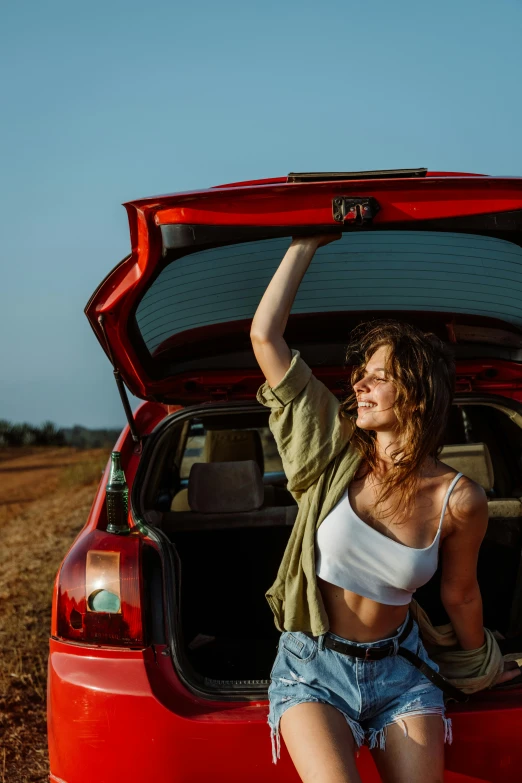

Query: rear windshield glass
[136,231,522,355]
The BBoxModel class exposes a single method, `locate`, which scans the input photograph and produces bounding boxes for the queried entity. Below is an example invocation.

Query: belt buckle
[364,647,372,661]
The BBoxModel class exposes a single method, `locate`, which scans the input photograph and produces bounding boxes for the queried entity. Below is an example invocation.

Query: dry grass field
[0,447,110,783]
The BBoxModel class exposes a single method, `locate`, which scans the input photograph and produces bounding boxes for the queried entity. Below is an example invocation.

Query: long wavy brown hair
[339,320,455,521]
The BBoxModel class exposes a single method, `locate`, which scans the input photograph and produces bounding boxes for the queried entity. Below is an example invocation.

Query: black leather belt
[306,614,414,660]
[305,614,468,702]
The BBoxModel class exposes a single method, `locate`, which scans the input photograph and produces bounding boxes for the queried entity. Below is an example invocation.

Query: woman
[250,235,518,783]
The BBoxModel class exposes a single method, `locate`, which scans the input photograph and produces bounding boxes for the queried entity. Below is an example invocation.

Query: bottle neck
[111,452,122,471]
[108,451,126,486]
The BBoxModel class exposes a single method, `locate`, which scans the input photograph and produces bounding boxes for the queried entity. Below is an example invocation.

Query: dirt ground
[0,448,110,783]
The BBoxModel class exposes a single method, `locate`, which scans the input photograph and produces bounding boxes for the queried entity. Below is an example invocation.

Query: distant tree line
[0,420,120,449]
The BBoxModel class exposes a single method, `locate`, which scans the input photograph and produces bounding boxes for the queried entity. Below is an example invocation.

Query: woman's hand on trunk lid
[290,234,342,250]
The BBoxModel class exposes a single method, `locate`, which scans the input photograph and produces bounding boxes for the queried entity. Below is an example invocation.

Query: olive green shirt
[257,349,504,691]
[257,348,361,636]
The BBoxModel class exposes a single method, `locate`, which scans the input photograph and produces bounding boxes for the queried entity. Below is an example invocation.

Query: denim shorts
[267,611,452,764]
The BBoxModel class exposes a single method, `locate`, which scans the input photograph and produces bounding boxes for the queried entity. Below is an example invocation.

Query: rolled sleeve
[256,350,312,408]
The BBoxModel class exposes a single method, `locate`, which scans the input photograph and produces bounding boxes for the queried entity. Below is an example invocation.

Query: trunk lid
[85,171,522,403]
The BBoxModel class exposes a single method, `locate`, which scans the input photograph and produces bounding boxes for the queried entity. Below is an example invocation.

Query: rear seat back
[163,460,297,532]
[172,428,293,511]
[172,429,264,511]
[189,460,264,513]
[203,429,264,471]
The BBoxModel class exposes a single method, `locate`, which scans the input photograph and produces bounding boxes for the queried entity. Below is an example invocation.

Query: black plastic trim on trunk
[160,223,339,253]
[160,210,522,254]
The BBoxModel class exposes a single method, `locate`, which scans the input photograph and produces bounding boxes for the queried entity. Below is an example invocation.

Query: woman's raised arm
[250,235,341,388]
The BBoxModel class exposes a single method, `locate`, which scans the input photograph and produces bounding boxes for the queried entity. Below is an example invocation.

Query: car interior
[140,402,522,685]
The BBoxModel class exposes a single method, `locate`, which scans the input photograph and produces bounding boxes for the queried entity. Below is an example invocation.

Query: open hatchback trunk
[85,172,522,772]
[86,168,522,407]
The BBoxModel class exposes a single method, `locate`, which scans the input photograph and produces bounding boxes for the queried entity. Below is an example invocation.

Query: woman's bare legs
[369,715,445,783]
[280,702,362,783]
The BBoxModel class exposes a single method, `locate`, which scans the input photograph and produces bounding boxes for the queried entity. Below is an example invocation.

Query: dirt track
[0,448,109,783]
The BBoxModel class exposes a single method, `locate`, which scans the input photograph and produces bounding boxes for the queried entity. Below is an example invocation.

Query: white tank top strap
[437,472,465,534]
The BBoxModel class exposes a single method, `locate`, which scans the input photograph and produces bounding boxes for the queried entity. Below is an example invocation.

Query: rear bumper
[47,638,522,783]
[47,639,281,783]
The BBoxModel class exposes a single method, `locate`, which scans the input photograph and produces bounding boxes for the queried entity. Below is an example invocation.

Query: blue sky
[1,0,521,428]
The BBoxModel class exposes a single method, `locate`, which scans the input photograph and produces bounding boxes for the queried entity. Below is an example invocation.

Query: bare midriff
[317,577,410,642]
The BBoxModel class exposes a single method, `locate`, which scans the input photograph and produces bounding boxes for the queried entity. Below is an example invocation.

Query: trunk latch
[332,197,380,224]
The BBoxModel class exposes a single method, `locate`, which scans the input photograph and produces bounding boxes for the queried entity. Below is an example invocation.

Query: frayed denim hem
[367,708,453,751]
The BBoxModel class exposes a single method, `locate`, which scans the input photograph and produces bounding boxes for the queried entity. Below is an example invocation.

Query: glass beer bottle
[106,451,130,534]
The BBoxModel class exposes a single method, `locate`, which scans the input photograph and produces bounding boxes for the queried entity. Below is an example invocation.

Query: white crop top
[315,473,464,606]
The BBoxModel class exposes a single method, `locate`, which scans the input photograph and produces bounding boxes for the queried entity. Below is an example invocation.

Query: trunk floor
[187,636,279,681]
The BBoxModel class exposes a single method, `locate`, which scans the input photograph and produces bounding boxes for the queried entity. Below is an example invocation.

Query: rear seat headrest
[439,442,494,492]
[203,429,264,473]
[188,460,264,513]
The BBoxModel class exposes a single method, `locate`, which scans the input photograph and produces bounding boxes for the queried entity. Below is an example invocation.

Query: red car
[48,169,522,783]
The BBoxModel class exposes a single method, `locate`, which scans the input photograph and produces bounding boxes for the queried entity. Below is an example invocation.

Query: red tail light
[56,530,144,647]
